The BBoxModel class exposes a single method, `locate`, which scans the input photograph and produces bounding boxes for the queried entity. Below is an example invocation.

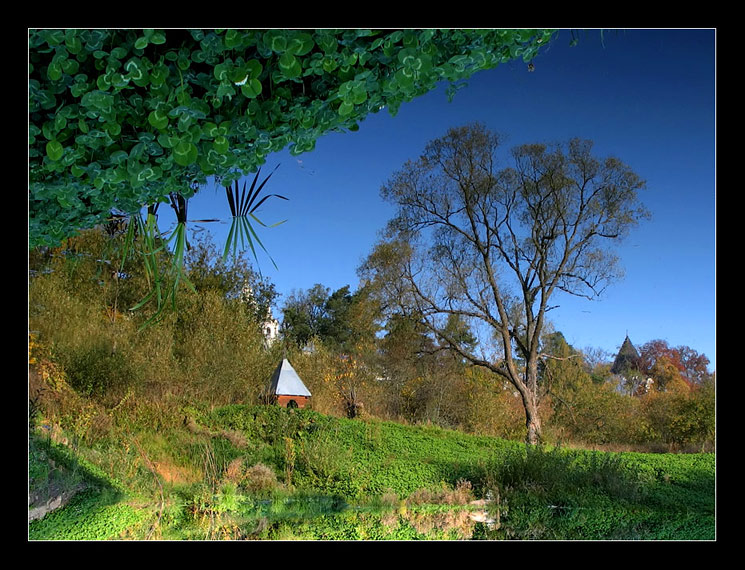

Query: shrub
[63,342,137,398]
[638,385,715,451]
[243,463,280,494]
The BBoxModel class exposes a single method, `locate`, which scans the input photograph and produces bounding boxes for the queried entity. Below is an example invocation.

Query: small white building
[266,358,312,408]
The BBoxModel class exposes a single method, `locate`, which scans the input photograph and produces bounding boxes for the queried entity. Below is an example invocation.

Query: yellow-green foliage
[460,367,526,440]
[172,289,274,405]
[29,229,278,416]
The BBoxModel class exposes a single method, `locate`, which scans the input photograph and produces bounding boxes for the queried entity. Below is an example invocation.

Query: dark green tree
[281,283,379,353]
[318,285,355,350]
[281,283,331,348]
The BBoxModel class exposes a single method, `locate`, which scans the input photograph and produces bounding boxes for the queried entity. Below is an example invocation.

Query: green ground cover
[29,405,715,540]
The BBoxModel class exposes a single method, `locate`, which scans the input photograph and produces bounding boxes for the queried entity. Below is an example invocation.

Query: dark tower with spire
[611,335,641,375]
[610,334,652,395]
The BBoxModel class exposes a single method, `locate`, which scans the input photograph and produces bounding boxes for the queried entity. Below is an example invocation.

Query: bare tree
[360,124,649,444]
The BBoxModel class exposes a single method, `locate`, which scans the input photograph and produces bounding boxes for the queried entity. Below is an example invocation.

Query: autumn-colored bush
[460,369,526,440]
[170,289,274,406]
[638,382,715,451]
[547,380,642,447]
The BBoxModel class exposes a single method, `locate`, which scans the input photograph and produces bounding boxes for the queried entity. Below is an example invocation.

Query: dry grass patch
[243,463,280,493]
[153,460,202,486]
[406,479,474,506]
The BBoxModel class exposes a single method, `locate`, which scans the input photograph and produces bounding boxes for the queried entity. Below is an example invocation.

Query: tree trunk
[519,357,543,445]
[522,394,543,445]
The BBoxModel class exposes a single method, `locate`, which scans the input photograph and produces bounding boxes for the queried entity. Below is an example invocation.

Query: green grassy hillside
[28,405,715,540]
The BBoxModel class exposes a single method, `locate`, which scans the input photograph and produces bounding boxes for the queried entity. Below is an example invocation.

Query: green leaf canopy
[29,28,556,248]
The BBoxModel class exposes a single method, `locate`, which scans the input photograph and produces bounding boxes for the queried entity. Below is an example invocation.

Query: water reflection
[240,495,494,540]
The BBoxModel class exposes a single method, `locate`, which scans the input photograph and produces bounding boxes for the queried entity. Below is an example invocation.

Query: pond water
[232,495,495,540]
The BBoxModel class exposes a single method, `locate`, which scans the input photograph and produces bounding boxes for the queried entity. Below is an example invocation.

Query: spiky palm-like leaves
[120,168,287,328]
[128,198,195,329]
[223,166,287,269]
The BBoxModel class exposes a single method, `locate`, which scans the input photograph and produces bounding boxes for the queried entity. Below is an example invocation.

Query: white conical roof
[269,359,311,397]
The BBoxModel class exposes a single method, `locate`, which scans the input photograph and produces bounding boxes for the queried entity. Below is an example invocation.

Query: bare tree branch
[363,124,648,444]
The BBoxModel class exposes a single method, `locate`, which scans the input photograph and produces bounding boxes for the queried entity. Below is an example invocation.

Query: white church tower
[240,283,280,347]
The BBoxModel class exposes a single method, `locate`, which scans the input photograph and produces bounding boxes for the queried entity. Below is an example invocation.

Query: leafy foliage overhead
[29,28,556,248]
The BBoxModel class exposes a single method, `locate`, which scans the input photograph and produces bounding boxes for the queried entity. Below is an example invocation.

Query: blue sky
[167,29,716,371]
